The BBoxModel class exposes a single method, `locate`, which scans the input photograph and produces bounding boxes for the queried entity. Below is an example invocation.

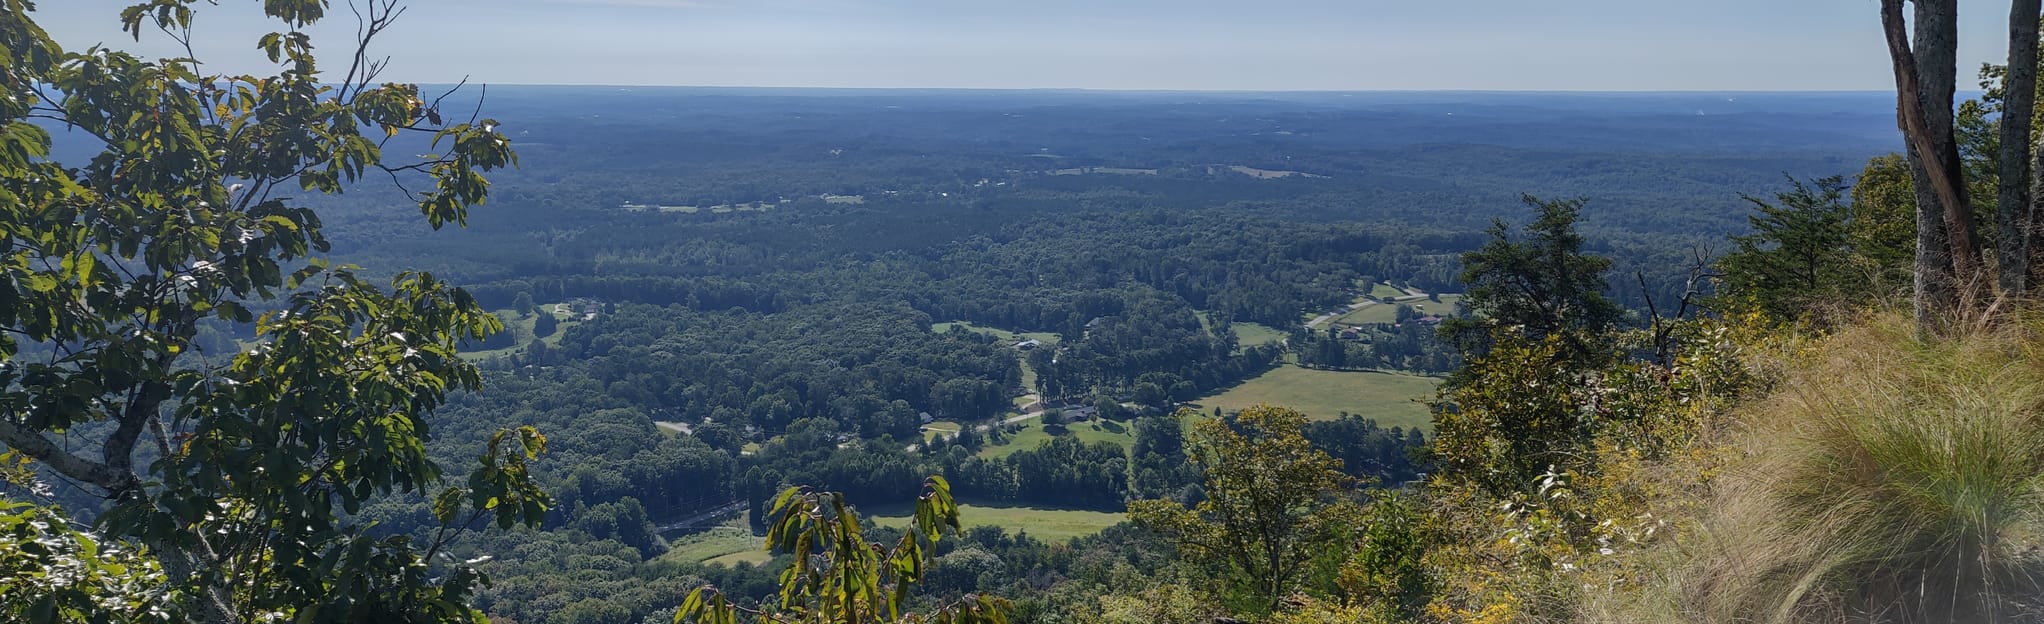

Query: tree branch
[0,420,128,491]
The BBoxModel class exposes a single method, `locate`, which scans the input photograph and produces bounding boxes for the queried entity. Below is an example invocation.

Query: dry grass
[1662,314,2044,623]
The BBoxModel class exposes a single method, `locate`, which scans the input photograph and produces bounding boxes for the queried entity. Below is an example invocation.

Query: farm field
[1333,294,1463,326]
[1231,322,1288,347]
[978,418,1136,460]
[458,302,583,361]
[931,321,1061,346]
[660,526,770,567]
[866,502,1126,542]
[1195,311,1287,349]
[1192,365,1439,430]
[921,421,963,442]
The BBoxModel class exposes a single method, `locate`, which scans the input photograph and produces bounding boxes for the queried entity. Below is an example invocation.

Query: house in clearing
[1014,339,1042,351]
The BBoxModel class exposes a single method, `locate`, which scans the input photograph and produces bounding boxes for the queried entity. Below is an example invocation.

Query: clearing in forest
[458,302,583,361]
[1333,294,1463,326]
[660,526,770,567]
[1192,365,1438,430]
[866,502,1124,542]
[976,419,1137,460]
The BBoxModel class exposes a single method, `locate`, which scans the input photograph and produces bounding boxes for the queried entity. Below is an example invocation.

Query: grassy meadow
[866,502,1125,542]
[978,418,1137,460]
[1193,365,1438,430]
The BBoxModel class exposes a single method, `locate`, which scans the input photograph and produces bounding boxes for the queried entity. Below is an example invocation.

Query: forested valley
[17,1,2044,624]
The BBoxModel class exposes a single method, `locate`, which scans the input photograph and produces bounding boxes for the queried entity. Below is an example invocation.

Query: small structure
[1014,339,1042,351]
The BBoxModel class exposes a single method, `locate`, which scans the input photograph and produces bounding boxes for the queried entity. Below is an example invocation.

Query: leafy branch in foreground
[677,476,1010,624]
[0,1,538,622]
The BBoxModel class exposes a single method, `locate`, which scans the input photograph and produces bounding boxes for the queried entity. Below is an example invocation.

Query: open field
[1226,165,1328,179]
[921,421,962,442]
[866,502,1125,542]
[1408,295,1461,316]
[1195,312,1287,349]
[1052,167,1157,176]
[1332,294,1463,326]
[931,321,1061,346]
[1333,303,1394,325]
[702,550,773,567]
[1369,282,1406,298]
[1231,322,1288,347]
[978,418,1136,460]
[458,303,583,361]
[659,526,768,567]
[1191,365,1439,430]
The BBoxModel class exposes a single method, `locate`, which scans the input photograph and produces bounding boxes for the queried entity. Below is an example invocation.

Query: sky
[29,0,2028,91]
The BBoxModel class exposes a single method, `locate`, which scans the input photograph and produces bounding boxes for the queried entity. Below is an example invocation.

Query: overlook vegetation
[9,1,2044,624]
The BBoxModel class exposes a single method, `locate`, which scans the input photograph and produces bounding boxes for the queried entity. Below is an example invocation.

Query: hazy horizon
[35,0,2024,92]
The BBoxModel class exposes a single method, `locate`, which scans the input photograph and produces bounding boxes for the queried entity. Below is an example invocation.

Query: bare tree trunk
[1884,0,1974,330]
[2032,114,2044,287]
[2002,1,2040,296]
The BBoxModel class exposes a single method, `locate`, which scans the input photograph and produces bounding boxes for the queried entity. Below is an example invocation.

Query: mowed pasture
[866,502,1125,542]
[656,470,1127,551]
[1195,311,1287,349]
[1193,365,1438,430]
[660,526,771,567]
[1333,295,1462,326]
[458,302,583,361]
[931,321,1061,346]
[1231,322,1288,347]
[978,419,1137,460]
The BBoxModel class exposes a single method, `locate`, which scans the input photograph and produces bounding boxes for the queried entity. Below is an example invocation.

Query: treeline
[529,302,1021,432]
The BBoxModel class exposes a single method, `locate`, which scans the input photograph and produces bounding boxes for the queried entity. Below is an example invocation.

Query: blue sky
[33,0,2021,90]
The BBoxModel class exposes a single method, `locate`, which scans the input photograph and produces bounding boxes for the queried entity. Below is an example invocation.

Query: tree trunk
[1884,0,1974,330]
[2002,1,2040,296]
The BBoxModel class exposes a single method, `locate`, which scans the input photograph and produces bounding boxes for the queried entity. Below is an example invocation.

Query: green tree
[1128,405,1360,614]
[1849,154,1922,288]
[0,2,541,622]
[512,291,539,318]
[1717,176,1856,321]
[676,477,1009,624]
[1440,195,1620,367]
[0,452,175,623]
[534,308,561,338]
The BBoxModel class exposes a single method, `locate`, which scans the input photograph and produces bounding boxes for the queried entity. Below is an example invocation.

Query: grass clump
[1683,315,2044,623]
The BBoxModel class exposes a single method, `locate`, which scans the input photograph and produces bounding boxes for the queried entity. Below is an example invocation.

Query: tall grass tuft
[1683,314,2044,623]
